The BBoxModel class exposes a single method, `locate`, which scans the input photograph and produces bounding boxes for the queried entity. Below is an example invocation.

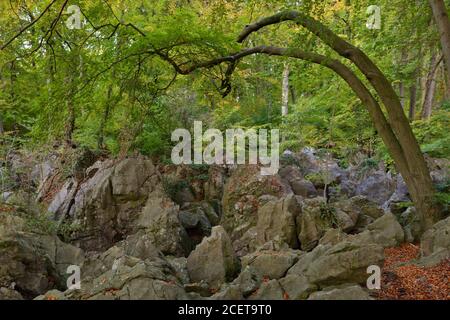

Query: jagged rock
[84,258,188,300]
[210,284,243,300]
[221,165,287,242]
[256,194,301,248]
[167,257,190,285]
[304,242,384,286]
[0,233,78,298]
[184,281,211,297]
[290,179,318,198]
[421,217,450,257]
[319,228,348,246]
[350,213,404,248]
[278,165,303,183]
[178,207,211,243]
[232,227,258,257]
[288,241,384,287]
[400,207,422,243]
[0,212,83,298]
[63,157,158,251]
[47,178,78,221]
[0,287,24,300]
[296,197,335,251]
[279,274,317,300]
[307,284,372,300]
[355,171,396,205]
[334,196,383,233]
[187,226,240,289]
[135,188,189,256]
[204,166,225,201]
[34,289,67,300]
[248,279,284,300]
[241,249,300,280]
[287,245,330,276]
[231,266,261,297]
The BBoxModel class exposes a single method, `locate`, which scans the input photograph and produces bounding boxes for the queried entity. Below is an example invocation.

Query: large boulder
[305,242,384,286]
[350,213,404,248]
[354,170,396,205]
[420,217,450,258]
[136,188,190,256]
[241,248,300,280]
[59,157,158,251]
[248,279,284,300]
[307,284,372,300]
[279,274,317,300]
[256,194,301,248]
[0,212,84,298]
[296,197,351,251]
[187,226,240,289]
[78,256,188,300]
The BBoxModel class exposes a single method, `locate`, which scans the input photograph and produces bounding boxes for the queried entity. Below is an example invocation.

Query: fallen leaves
[378,243,449,300]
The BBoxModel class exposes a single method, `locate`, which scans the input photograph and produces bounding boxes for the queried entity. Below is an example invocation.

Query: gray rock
[241,249,299,280]
[290,179,317,198]
[248,279,284,300]
[296,197,334,251]
[187,226,240,289]
[0,287,23,300]
[307,284,372,300]
[256,194,301,248]
[304,241,384,286]
[421,217,450,257]
[279,274,317,300]
[231,266,261,297]
[319,229,348,246]
[355,171,395,205]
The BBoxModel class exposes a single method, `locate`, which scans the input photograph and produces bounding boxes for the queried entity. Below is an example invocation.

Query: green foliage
[162,177,190,201]
[319,202,338,228]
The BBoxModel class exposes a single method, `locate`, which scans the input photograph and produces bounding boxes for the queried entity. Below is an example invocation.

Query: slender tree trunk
[281,64,290,117]
[429,0,450,97]
[422,52,441,119]
[0,114,4,135]
[97,85,113,149]
[409,80,417,122]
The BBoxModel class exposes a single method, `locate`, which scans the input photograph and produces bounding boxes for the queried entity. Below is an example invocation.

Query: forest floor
[378,243,449,300]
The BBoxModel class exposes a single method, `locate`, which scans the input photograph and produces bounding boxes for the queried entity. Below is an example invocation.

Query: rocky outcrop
[221,165,288,243]
[187,226,240,290]
[0,212,84,298]
[256,194,301,248]
[420,217,450,264]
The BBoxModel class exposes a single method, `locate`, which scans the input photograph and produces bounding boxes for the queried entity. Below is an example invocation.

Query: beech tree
[429,0,450,98]
[162,10,440,230]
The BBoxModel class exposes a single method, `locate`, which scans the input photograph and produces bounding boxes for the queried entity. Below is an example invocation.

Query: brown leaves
[379,243,450,300]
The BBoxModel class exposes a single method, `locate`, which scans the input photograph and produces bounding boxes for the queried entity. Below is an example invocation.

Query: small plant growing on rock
[319,202,338,227]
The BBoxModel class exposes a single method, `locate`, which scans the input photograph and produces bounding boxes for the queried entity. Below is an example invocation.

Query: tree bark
[281,64,290,117]
[409,80,417,122]
[422,52,441,119]
[429,0,450,98]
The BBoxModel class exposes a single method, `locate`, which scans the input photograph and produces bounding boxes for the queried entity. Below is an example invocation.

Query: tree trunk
[429,0,450,98]
[409,80,417,122]
[421,52,440,119]
[97,85,113,149]
[281,64,290,117]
